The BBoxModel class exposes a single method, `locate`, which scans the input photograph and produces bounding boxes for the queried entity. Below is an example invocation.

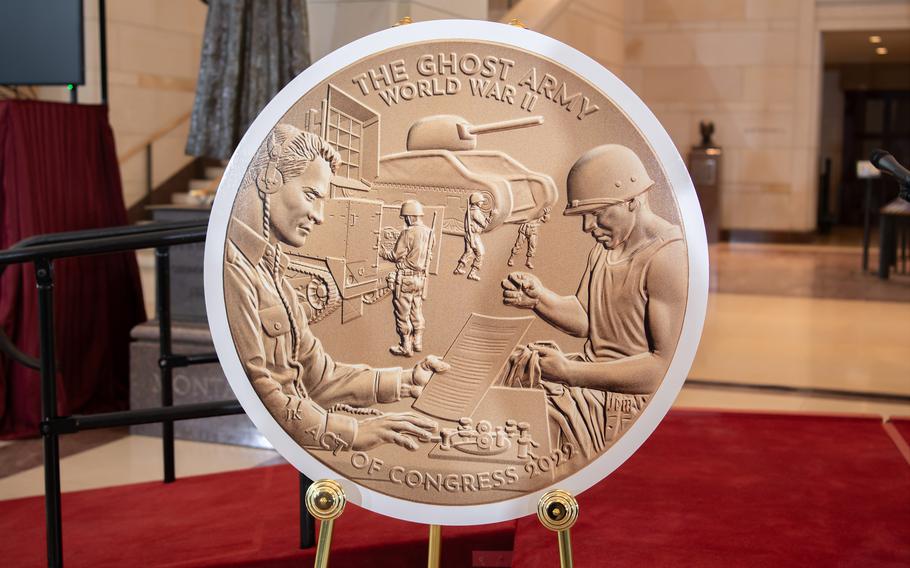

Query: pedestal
[688,147,722,243]
[129,320,268,448]
[149,206,210,323]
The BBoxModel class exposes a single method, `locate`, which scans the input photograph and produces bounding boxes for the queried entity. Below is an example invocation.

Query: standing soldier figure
[508,207,551,269]
[382,199,435,357]
[454,192,496,281]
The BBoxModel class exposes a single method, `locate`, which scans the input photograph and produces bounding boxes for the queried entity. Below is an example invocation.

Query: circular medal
[204,19,708,525]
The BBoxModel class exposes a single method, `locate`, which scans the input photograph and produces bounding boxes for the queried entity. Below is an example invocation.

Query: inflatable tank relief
[375,115,559,235]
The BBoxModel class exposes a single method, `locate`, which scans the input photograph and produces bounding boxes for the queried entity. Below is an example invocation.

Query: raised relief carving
[500,144,686,459]
[380,200,436,356]
[453,192,496,280]
[508,207,551,269]
[225,123,450,454]
[219,42,692,508]
[373,115,557,236]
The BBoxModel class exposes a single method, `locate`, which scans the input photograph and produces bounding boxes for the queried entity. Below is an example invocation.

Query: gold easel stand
[427,524,442,567]
[537,489,580,568]
[305,479,347,568]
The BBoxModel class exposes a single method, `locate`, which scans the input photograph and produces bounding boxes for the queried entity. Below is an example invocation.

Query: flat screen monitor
[0,0,84,85]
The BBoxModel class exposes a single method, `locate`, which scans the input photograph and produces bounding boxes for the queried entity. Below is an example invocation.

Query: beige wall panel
[621,66,644,93]
[816,0,910,31]
[721,190,794,230]
[109,86,195,139]
[698,111,793,149]
[108,24,202,79]
[625,32,696,66]
[107,0,207,34]
[641,66,744,102]
[745,0,800,21]
[741,66,798,105]
[596,22,625,68]
[725,148,794,186]
[544,3,624,67]
[693,30,798,66]
[307,1,400,61]
[545,9,600,57]
[651,109,693,151]
[643,0,747,22]
[153,126,195,185]
[575,0,623,22]
[412,0,489,18]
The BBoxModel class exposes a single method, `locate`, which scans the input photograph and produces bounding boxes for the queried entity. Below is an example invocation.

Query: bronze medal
[205,20,708,524]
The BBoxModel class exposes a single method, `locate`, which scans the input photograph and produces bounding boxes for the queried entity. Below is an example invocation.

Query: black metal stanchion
[300,473,316,548]
[156,247,175,483]
[36,258,64,567]
[862,178,873,272]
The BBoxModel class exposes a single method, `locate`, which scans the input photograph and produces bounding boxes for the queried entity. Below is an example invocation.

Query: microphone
[870,150,910,202]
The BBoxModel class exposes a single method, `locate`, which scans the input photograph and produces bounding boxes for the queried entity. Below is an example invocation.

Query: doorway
[817,30,910,235]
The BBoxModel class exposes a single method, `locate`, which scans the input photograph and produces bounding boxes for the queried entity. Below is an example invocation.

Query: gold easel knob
[537,489,579,532]
[306,479,346,521]
[508,18,528,29]
[395,16,413,26]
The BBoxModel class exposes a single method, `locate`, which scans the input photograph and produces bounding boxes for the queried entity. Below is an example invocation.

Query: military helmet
[469,192,486,206]
[399,199,425,217]
[564,144,655,216]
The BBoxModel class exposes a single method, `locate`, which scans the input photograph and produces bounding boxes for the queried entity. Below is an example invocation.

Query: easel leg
[427,524,441,568]
[305,480,346,568]
[314,519,335,568]
[538,489,579,568]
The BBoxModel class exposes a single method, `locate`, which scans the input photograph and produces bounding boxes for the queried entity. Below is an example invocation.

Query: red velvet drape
[0,100,146,437]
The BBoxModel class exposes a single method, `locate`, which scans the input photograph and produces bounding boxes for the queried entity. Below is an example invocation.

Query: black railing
[0,221,314,567]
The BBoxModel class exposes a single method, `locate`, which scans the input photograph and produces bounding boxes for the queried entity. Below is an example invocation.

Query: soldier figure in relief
[454,192,497,281]
[501,144,687,459]
[508,207,551,269]
[381,199,435,357]
[225,124,448,454]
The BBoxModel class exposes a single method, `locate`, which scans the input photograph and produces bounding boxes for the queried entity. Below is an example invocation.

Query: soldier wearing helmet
[454,191,497,281]
[508,207,551,269]
[381,199,436,356]
[500,144,686,458]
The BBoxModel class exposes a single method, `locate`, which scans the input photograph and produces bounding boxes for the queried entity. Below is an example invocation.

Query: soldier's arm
[534,289,589,337]
[553,240,687,394]
[391,231,412,260]
[224,261,357,449]
[502,271,588,336]
[474,207,491,228]
[291,285,402,407]
[379,232,406,262]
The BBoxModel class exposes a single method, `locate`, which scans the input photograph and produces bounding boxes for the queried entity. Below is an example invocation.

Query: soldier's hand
[502,271,543,309]
[401,355,450,398]
[533,344,572,383]
[353,412,439,451]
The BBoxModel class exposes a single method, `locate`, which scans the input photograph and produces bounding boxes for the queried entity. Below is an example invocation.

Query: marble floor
[2,242,909,501]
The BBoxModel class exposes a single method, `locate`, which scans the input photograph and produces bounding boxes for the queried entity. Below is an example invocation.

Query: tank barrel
[463,116,544,136]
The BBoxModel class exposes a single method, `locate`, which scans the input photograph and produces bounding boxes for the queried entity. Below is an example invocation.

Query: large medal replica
[205,19,708,563]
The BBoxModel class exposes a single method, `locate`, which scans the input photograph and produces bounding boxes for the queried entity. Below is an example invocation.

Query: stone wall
[308,0,489,61]
[623,0,821,232]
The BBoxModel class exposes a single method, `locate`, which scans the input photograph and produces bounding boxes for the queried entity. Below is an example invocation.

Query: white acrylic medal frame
[204,19,709,526]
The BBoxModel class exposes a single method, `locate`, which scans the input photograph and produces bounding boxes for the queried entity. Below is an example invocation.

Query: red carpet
[1,410,908,567]
[512,411,910,567]
[0,465,514,568]
[892,417,910,446]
